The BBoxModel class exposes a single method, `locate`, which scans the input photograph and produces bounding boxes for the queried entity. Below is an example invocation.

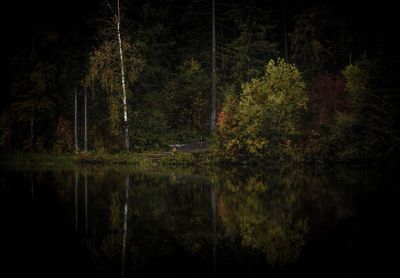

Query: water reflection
[68,167,353,276]
[1,166,396,277]
[218,171,309,266]
[75,171,78,233]
[85,170,88,234]
[121,175,129,278]
[211,185,216,276]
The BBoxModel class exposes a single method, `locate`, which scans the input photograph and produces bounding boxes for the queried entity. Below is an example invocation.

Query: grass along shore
[0,150,219,168]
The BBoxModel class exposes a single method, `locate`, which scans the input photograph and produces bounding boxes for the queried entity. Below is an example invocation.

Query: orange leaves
[54,115,73,153]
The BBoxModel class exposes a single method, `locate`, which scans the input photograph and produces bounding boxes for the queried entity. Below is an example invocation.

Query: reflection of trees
[218,169,308,266]
[56,165,367,274]
[4,164,386,277]
[130,174,213,259]
[91,175,130,277]
[84,173,217,276]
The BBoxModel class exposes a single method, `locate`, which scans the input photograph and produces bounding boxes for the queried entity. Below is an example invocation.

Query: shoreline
[0,152,386,170]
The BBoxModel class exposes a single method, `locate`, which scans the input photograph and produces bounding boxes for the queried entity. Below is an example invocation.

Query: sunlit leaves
[234,59,307,159]
[85,38,143,136]
[219,170,308,266]
[342,64,368,103]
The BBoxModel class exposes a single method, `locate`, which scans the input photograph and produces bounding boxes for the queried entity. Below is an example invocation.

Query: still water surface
[0,166,398,277]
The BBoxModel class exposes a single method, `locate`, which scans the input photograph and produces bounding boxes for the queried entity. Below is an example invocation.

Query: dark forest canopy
[1,0,399,163]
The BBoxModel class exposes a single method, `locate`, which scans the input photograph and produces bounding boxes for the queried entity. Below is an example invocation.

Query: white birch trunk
[117,0,130,152]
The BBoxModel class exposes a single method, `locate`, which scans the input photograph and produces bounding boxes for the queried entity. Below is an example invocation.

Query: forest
[1,0,399,164]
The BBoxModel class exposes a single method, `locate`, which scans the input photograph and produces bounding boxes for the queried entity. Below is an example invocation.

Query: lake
[0,165,398,277]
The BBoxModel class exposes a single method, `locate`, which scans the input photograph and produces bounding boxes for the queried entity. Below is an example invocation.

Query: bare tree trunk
[283,0,289,62]
[84,87,88,152]
[117,0,130,152]
[74,88,79,152]
[211,0,216,132]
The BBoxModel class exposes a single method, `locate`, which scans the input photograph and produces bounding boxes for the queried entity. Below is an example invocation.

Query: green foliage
[219,59,307,161]
[162,58,210,140]
[131,109,170,150]
[219,169,310,265]
[216,86,241,160]
[289,8,349,79]
[342,64,369,104]
[223,5,278,85]
[1,30,80,152]
[327,59,400,162]
[85,38,143,138]
[2,2,399,165]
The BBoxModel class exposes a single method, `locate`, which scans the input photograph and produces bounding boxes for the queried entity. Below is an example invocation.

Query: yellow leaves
[267,91,285,105]
[245,177,268,192]
[216,110,228,131]
[86,38,142,93]
[182,57,202,73]
[84,37,143,141]
[342,64,368,95]
[234,58,307,159]
[109,98,121,136]
[246,137,268,156]
[45,32,59,42]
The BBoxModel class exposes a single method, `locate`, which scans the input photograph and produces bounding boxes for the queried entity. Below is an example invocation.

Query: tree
[162,58,210,140]
[289,7,349,79]
[216,86,240,159]
[85,16,143,151]
[308,73,347,126]
[236,59,307,160]
[9,60,56,150]
[222,3,278,85]
[88,0,142,152]
[53,115,74,153]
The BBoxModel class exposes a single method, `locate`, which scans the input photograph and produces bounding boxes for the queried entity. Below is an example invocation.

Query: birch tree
[114,0,130,151]
[85,0,142,151]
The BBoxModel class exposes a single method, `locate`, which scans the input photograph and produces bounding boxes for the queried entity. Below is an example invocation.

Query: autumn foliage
[53,115,73,153]
[309,73,348,126]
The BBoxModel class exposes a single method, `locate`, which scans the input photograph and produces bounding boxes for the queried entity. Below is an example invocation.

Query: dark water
[0,166,399,277]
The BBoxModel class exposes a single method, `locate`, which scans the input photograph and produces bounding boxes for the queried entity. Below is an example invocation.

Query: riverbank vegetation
[1,1,399,165]
[0,150,221,169]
